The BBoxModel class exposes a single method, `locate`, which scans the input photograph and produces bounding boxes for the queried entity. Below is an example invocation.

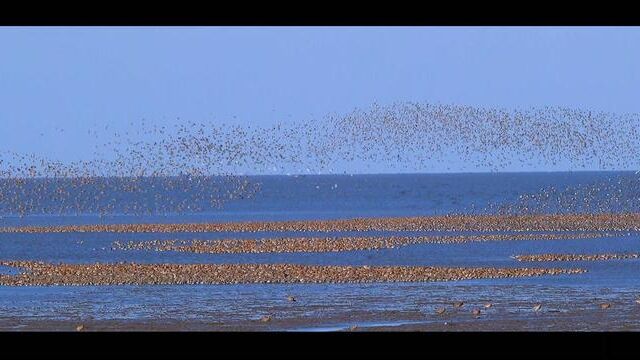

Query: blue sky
[1,27,639,172]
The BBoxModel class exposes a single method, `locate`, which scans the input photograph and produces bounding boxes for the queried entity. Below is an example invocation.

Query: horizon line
[1,169,639,180]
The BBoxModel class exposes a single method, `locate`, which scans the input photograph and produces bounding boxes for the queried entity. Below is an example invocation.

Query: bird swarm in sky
[0,101,639,217]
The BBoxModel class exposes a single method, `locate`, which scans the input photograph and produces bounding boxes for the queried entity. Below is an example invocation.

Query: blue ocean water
[1,172,639,330]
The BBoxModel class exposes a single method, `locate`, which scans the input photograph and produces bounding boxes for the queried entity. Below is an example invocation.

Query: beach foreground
[1,211,639,332]
[1,284,639,331]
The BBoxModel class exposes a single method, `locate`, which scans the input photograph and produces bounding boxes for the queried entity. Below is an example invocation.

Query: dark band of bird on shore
[111,232,613,254]
[2,213,639,234]
[514,253,640,262]
[0,261,587,286]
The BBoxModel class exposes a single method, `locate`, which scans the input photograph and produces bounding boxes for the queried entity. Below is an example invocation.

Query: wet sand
[0,261,584,286]
[3,302,639,331]
[2,213,640,233]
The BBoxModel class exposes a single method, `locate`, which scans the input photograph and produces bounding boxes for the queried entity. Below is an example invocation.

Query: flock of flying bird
[487,173,640,215]
[0,101,639,218]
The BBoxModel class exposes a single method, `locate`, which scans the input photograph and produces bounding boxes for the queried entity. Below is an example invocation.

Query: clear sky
[1,26,639,172]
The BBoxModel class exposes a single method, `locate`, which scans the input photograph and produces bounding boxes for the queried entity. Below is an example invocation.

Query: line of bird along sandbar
[111,232,613,254]
[1,213,640,233]
[0,262,586,286]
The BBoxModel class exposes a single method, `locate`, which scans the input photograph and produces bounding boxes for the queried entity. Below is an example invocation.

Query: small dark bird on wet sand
[435,307,446,315]
[533,304,542,312]
[600,303,611,309]
[287,295,296,302]
[472,308,481,317]
[484,303,493,308]
[76,324,85,331]
[453,301,464,308]
[260,315,272,322]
